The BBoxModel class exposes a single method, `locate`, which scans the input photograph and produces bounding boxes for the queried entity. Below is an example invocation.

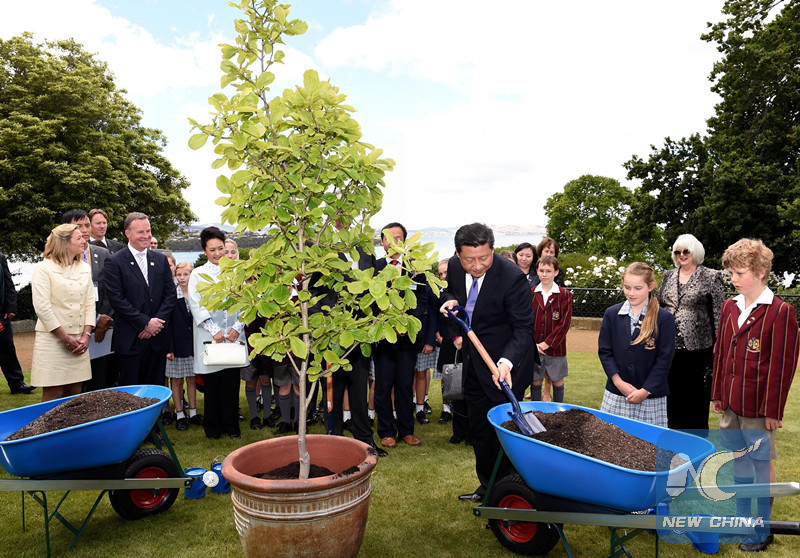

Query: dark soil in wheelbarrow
[5,390,160,441]
[502,408,682,472]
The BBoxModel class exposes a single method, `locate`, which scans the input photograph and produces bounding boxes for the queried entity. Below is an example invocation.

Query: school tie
[136,252,149,285]
[390,259,399,269]
[465,276,479,322]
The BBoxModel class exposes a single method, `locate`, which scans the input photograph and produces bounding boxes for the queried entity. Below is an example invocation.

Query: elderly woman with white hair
[657,234,725,430]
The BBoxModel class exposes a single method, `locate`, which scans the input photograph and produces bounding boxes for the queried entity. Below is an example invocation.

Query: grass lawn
[1,348,800,557]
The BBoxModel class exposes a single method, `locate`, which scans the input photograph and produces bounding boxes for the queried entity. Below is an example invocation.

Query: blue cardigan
[598,302,675,398]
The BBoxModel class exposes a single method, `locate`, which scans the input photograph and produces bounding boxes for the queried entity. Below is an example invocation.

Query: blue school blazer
[597,303,675,398]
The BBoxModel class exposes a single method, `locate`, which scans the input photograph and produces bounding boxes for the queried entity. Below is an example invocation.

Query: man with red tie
[712,238,799,552]
[373,222,427,449]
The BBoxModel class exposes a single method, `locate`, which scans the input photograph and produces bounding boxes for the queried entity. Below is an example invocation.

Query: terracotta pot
[222,435,378,558]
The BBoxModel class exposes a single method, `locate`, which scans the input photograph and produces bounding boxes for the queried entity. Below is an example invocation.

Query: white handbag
[202,341,248,366]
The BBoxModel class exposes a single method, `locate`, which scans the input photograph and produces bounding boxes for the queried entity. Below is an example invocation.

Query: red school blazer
[532,288,573,357]
[711,296,799,421]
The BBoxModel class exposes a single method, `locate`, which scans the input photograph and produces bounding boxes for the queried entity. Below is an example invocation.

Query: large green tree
[625,0,800,271]
[0,33,195,257]
[544,174,663,261]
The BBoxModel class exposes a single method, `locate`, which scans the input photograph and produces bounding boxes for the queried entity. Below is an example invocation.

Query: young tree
[625,0,800,271]
[0,34,195,257]
[189,0,440,478]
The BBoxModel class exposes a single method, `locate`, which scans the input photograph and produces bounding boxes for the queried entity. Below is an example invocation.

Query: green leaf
[339,330,354,347]
[382,322,397,344]
[188,133,208,149]
[273,284,290,303]
[289,336,308,359]
[369,280,386,298]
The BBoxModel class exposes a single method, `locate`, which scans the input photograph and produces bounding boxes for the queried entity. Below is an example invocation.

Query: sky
[0,0,727,231]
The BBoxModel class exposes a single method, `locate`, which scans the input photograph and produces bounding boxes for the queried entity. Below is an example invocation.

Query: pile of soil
[256,462,335,480]
[6,390,159,441]
[502,408,681,472]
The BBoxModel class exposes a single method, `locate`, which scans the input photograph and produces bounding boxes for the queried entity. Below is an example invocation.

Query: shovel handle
[446,306,506,385]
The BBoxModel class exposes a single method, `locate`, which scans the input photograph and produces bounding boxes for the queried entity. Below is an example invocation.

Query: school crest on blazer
[746,338,761,353]
[644,336,656,350]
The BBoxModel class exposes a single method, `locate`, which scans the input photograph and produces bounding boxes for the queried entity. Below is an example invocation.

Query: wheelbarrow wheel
[487,474,560,556]
[109,448,180,520]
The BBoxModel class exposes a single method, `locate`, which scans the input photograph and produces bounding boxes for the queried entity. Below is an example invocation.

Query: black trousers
[202,367,241,437]
[464,367,514,495]
[0,318,25,388]
[374,342,416,439]
[667,347,713,430]
[117,347,167,387]
[331,350,374,446]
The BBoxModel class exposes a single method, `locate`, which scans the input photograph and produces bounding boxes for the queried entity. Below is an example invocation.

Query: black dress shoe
[449,436,462,444]
[373,445,388,458]
[275,422,292,435]
[175,417,189,431]
[9,382,36,394]
[458,492,483,502]
[438,411,452,424]
[740,534,774,551]
[250,417,262,430]
[423,401,432,415]
[343,419,352,432]
[416,411,430,425]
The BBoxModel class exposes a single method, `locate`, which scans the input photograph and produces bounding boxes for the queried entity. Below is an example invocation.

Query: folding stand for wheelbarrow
[0,419,189,558]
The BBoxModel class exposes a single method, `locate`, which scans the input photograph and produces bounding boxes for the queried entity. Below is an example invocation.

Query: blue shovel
[446,306,546,435]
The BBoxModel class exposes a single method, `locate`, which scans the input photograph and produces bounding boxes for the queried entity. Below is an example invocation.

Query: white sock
[424,394,429,403]
[393,411,397,419]
[176,410,186,420]
[416,404,424,413]
[443,403,451,413]
[188,407,197,418]
[343,410,351,421]
[412,395,417,404]
[368,409,375,419]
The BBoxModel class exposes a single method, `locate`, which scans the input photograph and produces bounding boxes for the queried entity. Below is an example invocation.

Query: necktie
[390,259,399,268]
[136,252,149,285]
[465,277,479,321]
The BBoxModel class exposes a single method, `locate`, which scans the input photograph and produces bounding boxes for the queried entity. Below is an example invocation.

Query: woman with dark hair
[30,224,95,401]
[188,226,248,439]
[514,242,537,288]
[532,237,565,288]
[658,233,724,430]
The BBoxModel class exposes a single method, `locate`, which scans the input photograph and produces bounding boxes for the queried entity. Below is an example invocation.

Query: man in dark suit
[62,209,117,390]
[0,251,35,394]
[373,222,428,448]
[89,209,125,254]
[104,212,176,386]
[440,223,534,501]
[308,224,385,456]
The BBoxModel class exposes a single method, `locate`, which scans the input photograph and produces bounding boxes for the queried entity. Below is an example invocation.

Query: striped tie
[136,252,149,285]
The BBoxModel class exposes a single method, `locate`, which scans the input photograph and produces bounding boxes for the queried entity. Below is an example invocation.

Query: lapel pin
[130,262,135,266]
[150,262,154,266]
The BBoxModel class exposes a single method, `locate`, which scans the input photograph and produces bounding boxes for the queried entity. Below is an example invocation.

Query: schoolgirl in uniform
[598,262,675,427]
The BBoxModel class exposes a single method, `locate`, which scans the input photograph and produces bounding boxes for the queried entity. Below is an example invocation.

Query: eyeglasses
[673,249,691,256]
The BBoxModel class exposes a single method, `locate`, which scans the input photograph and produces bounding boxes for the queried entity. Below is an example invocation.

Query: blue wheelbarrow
[0,385,189,556]
[474,402,800,556]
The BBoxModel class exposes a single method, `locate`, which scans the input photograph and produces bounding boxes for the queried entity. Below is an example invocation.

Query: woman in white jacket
[188,227,247,439]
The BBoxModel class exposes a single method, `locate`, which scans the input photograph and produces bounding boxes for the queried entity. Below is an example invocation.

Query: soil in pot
[501,408,682,472]
[6,391,159,441]
[255,462,363,480]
